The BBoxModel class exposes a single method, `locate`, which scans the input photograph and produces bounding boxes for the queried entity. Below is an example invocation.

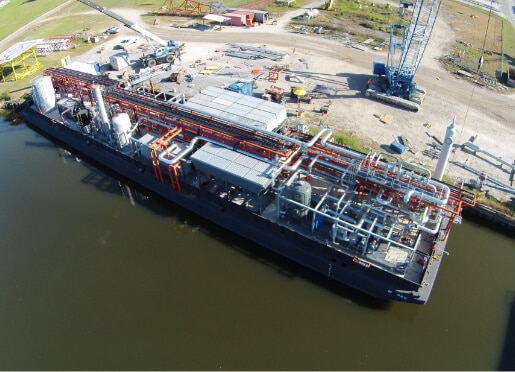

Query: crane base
[365,88,422,112]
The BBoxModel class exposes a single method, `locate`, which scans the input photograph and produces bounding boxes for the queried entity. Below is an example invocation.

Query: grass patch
[0,90,11,101]
[308,127,370,154]
[463,185,515,216]
[288,0,399,42]
[0,0,64,41]
[439,0,514,83]
[1,0,514,98]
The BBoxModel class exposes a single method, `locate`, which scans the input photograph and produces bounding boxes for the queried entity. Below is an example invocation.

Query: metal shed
[222,12,246,26]
[190,142,278,194]
[227,8,269,24]
[203,14,231,25]
[185,86,287,132]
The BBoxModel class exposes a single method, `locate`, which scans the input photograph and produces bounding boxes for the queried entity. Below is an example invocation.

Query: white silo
[32,76,56,113]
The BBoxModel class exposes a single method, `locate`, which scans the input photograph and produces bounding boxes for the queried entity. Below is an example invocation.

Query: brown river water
[0,118,514,370]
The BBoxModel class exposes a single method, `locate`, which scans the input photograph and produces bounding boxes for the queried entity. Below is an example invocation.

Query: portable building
[222,12,246,26]
[231,11,254,26]
[109,54,130,71]
[227,8,269,24]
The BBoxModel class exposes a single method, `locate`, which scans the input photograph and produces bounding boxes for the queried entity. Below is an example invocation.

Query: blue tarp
[227,80,253,96]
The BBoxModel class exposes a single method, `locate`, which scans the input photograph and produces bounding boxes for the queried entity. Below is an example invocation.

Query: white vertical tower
[92,84,111,135]
[435,116,457,181]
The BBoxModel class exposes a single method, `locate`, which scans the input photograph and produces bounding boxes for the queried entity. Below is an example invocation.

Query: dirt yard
[10,0,515,201]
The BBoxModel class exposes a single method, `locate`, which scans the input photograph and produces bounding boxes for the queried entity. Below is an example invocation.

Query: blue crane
[368,0,441,111]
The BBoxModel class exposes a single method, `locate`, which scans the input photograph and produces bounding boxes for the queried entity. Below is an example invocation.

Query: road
[3,0,515,199]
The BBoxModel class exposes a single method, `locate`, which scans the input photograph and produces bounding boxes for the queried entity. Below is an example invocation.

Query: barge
[22,67,475,303]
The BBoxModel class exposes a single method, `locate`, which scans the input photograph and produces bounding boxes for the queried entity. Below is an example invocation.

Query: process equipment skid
[23,67,475,304]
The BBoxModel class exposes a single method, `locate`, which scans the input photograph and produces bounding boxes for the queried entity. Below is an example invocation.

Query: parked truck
[76,0,181,68]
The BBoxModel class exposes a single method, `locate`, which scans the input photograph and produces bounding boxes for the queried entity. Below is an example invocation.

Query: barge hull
[23,107,435,304]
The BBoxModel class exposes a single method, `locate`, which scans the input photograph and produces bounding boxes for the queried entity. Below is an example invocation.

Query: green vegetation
[308,127,370,153]
[463,185,515,216]
[0,90,10,101]
[0,0,63,42]
[1,0,514,95]
[439,0,514,83]
[288,0,401,42]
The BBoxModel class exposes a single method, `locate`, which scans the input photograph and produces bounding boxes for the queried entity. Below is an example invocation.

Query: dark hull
[23,106,442,304]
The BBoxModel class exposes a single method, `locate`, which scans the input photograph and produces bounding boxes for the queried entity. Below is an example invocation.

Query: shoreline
[462,204,515,236]
[1,0,513,235]
[1,101,514,237]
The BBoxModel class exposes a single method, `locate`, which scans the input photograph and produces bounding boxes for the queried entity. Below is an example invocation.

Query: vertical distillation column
[434,117,456,181]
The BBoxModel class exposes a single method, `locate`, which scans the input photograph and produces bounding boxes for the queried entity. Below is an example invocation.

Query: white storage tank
[32,76,56,113]
[112,112,132,148]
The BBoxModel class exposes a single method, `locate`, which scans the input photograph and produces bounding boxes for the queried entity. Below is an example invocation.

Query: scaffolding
[0,39,43,82]
[157,0,211,15]
[35,37,72,57]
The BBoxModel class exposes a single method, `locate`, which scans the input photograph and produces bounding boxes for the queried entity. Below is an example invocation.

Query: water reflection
[1,119,514,370]
[46,142,391,309]
[498,292,515,370]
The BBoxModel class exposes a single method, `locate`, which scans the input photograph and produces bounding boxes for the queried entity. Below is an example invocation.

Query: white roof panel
[0,39,43,64]
[190,142,277,193]
[184,87,286,132]
[203,14,231,23]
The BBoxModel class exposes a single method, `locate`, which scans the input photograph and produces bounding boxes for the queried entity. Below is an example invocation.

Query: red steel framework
[157,0,210,16]
[45,69,475,234]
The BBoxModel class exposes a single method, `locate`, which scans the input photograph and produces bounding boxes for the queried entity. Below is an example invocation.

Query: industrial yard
[1,2,515,369]
[1,0,514,208]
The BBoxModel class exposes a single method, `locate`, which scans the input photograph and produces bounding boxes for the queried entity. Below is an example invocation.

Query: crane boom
[385,0,441,98]
[367,0,441,111]
[76,0,168,47]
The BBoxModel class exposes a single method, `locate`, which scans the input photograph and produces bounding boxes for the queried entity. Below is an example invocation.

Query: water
[0,117,514,370]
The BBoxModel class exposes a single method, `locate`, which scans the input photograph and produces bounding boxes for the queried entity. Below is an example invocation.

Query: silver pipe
[375,188,394,206]
[275,127,332,174]
[415,214,443,235]
[374,153,382,166]
[399,160,432,180]
[157,135,278,167]
[92,85,110,130]
[463,141,515,171]
[322,207,416,252]
[360,203,397,222]
[308,154,321,173]
[403,180,450,205]
[320,130,366,159]
[280,151,303,172]
[410,206,429,226]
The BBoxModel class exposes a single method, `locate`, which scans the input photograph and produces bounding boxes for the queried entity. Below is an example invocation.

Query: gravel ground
[64,2,515,202]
